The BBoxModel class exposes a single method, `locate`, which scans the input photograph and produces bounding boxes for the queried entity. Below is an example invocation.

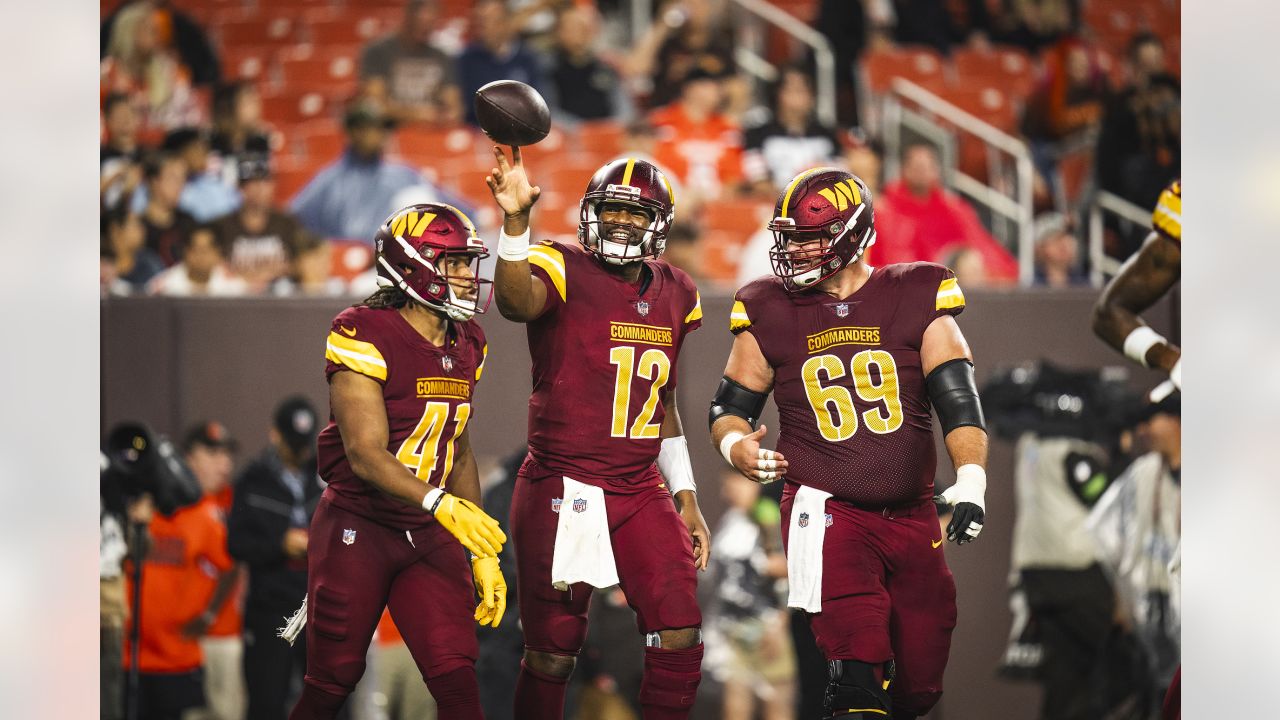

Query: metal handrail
[728,0,837,127]
[1088,190,1150,285]
[887,79,1037,284]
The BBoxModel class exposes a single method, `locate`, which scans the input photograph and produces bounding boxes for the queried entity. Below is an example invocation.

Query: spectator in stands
[360,0,464,127]
[215,156,314,293]
[704,470,795,720]
[661,222,704,281]
[628,0,743,114]
[842,134,883,193]
[291,100,444,242]
[101,0,203,143]
[942,245,990,289]
[989,0,1081,53]
[546,4,628,123]
[147,225,249,297]
[102,92,145,210]
[102,204,165,296]
[651,67,744,203]
[882,0,993,55]
[140,152,196,264]
[742,66,841,195]
[102,0,221,87]
[1020,37,1108,201]
[228,396,324,720]
[124,458,237,720]
[874,143,1020,282]
[180,421,246,720]
[269,238,351,297]
[457,0,550,127]
[814,0,869,126]
[210,82,271,186]
[1031,212,1086,288]
[161,127,242,223]
[1095,32,1180,229]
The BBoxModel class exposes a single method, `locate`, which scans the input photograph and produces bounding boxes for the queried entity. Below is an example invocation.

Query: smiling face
[436,252,479,304]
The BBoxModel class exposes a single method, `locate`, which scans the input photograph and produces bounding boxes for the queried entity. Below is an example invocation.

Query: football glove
[472,556,508,628]
[428,491,507,558]
[935,465,986,546]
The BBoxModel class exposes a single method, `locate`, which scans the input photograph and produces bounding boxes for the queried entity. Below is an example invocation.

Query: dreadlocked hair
[358,285,409,309]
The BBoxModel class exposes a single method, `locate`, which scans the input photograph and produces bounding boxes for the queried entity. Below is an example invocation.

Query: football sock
[288,683,347,719]
[639,644,703,720]
[426,666,484,720]
[514,659,570,720]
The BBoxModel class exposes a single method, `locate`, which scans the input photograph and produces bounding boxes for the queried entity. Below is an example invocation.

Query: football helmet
[373,203,492,321]
[578,157,676,265]
[768,168,876,291]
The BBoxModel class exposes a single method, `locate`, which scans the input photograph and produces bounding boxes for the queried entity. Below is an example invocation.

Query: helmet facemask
[580,186,668,265]
[768,203,876,291]
[377,233,493,320]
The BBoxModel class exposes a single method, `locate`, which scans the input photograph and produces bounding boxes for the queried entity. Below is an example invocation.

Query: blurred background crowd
[100,0,1179,298]
[99,1,1180,719]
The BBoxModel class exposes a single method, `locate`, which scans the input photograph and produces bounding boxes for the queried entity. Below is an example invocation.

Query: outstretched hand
[484,145,541,218]
[728,424,788,484]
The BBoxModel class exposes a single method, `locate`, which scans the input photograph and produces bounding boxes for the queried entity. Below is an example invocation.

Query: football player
[1092,180,1181,720]
[709,168,990,720]
[484,146,710,720]
[1093,180,1182,393]
[287,203,508,720]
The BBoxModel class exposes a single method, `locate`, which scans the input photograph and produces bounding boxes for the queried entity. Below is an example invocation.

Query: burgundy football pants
[781,486,957,718]
[289,494,481,720]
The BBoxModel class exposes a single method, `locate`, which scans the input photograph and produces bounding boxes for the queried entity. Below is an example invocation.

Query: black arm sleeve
[926,359,986,434]
[709,376,770,430]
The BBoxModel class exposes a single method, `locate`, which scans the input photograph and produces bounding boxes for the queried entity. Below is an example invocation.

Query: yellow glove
[472,556,508,628]
[424,489,507,557]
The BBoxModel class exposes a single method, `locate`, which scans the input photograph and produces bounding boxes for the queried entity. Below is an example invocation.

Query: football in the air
[474,80,551,147]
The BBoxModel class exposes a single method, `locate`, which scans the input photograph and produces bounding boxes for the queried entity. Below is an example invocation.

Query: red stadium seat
[328,240,375,281]
[278,47,360,97]
[938,86,1017,132]
[542,161,600,196]
[576,121,626,160]
[305,15,392,46]
[221,46,275,84]
[701,198,771,241]
[395,126,483,166]
[861,46,949,95]
[273,161,324,204]
[261,91,334,126]
[216,18,298,49]
[951,46,1037,98]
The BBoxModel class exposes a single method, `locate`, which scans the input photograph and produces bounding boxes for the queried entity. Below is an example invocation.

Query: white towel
[551,477,620,591]
[786,485,833,613]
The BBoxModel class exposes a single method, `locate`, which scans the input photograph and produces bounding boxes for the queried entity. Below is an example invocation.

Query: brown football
[474,80,552,147]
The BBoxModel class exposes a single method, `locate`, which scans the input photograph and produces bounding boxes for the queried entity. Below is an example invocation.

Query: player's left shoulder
[1152,178,1181,245]
[881,261,966,315]
[652,258,704,328]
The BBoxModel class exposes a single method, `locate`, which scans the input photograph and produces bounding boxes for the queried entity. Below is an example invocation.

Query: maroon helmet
[768,167,876,291]
[578,157,676,265]
[373,203,492,320]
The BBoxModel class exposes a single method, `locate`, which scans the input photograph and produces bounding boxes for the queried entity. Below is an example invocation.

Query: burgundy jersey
[524,240,702,491]
[731,263,965,506]
[317,305,488,530]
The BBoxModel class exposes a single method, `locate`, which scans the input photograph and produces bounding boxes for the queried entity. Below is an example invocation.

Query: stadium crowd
[100,1,1180,719]
[100,0,1178,297]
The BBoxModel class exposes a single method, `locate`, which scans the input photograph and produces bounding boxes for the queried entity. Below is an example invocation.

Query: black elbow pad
[926,359,986,434]
[709,376,769,430]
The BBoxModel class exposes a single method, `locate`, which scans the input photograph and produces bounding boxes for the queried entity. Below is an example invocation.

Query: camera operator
[101,483,155,720]
[228,396,323,720]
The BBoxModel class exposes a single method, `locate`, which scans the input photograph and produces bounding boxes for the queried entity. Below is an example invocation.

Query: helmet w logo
[392,211,438,239]
[817,180,863,211]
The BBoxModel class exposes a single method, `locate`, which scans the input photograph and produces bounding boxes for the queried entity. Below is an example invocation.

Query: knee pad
[824,660,892,719]
[639,645,703,709]
[523,650,576,680]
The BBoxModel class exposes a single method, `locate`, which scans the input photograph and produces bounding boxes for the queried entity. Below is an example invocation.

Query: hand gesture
[485,145,541,218]
[472,556,508,628]
[728,425,788,484]
[675,491,711,571]
[432,494,507,557]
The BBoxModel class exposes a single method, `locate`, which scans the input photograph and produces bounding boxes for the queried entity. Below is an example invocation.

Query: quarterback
[485,146,710,720]
[709,168,990,720]
[287,204,507,720]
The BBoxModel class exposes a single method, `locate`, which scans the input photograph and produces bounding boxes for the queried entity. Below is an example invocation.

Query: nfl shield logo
[572,498,588,513]
[835,303,849,318]
[636,301,650,317]
[798,512,810,528]
[825,513,834,528]
[342,529,357,545]
[551,498,563,513]
[441,355,454,372]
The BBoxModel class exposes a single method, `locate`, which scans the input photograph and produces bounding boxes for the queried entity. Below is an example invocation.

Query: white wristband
[422,487,445,513]
[497,227,531,261]
[658,436,697,495]
[719,431,745,465]
[941,464,987,511]
[1122,326,1166,368]
[1169,357,1181,390]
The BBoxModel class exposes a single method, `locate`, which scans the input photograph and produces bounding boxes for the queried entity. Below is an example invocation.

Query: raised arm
[485,145,547,323]
[331,370,505,557]
[1092,232,1182,374]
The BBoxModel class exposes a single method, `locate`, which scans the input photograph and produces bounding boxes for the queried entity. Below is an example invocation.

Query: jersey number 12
[608,346,671,439]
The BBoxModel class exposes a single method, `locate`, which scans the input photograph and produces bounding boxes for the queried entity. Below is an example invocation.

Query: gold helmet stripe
[621,157,637,186]
[779,167,825,218]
